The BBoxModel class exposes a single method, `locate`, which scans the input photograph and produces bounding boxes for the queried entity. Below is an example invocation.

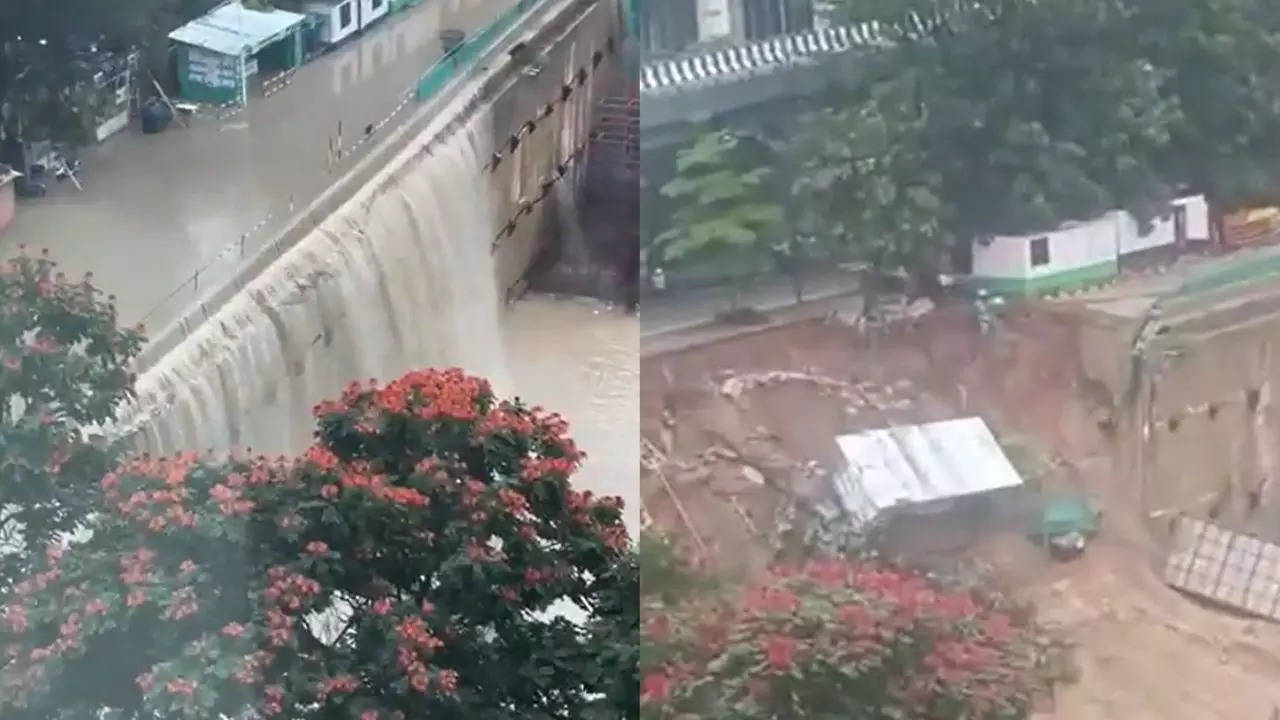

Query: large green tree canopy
[775,0,1280,276]
[812,0,1181,237]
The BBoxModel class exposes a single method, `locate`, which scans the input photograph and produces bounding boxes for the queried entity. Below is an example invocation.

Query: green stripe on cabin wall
[972,260,1118,298]
[176,45,241,104]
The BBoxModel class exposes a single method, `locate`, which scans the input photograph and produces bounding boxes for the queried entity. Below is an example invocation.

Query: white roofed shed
[831,417,1024,531]
[169,2,306,105]
[169,2,306,56]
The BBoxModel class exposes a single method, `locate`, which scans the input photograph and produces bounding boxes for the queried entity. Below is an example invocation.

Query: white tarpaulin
[831,417,1024,529]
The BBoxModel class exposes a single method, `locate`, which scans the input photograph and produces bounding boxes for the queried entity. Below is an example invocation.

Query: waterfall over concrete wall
[119,112,508,455]
[114,0,621,456]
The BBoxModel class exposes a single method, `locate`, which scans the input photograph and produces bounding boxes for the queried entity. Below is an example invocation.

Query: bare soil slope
[641,309,1280,719]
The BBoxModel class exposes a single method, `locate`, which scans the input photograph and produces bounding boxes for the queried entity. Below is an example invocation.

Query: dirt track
[640,307,1280,719]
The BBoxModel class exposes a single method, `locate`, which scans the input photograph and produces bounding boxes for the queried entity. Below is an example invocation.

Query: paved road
[1,0,516,330]
[640,269,859,337]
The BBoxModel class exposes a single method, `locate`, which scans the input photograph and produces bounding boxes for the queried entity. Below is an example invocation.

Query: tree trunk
[789,270,804,304]
[1210,201,1227,253]
[0,45,10,124]
[862,271,880,321]
[771,247,804,304]
[862,253,888,321]
[909,263,941,301]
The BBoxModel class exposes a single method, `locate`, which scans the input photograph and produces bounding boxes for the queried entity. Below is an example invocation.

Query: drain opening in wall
[1247,388,1261,411]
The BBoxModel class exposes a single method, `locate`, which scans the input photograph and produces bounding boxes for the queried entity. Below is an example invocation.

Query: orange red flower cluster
[642,558,1040,719]
[327,469,430,508]
[320,368,493,424]
[119,546,156,608]
[264,566,322,615]
[394,615,449,695]
[0,366,630,719]
[102,453,292,534]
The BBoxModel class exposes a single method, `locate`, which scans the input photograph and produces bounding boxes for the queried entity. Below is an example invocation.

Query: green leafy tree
[1127,0,1280,219]
[641,557,1057,719]
[793,0,1181,287]
[0,248,143,593]
[583,550,641,720]
[0,368,636,719]
[655,129,785,307]
[700,0,1280,293]
[789,84,948,313]
[638,530,721,605]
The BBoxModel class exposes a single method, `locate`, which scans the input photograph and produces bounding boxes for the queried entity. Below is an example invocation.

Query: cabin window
[372,0,384,8]
[339,2,353,28]
[1029,236,1050,267]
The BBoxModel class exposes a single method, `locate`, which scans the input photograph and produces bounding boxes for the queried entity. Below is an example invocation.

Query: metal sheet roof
[832,417,1023,528]
[169,2,306,57]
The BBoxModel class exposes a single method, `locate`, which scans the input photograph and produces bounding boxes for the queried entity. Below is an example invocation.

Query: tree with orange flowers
[0,368,636,719]
[641,555,1057,720]
[0,249,143,593]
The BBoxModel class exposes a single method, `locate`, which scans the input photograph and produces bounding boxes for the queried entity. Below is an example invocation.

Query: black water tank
[141,99,174,135]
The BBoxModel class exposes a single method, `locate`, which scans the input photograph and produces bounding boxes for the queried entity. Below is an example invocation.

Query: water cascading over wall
[118,112,509,455]
[114,0,619,456]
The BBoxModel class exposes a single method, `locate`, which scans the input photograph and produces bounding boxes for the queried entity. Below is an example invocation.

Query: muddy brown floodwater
[1,0,517,329]
[502,293,640,534]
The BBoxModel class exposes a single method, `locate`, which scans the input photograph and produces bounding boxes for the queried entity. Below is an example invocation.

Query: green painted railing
[416,0,541,100]
[622,0,638,41]
[1154,245,1280,320]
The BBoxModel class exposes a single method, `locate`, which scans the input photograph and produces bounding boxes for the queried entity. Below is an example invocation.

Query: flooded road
[0,0,517,329]
[107,85,639,531]
[501,294,640,532]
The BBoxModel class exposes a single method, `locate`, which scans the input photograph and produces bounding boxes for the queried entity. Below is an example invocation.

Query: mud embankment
[638,300,1280,720]
[639,306,1121,571]
[642,290,1280,555]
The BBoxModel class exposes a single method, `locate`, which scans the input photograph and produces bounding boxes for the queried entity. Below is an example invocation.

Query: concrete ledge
[641,290,860,359]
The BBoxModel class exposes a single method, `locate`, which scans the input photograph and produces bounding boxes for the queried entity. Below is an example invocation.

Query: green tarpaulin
[1035,495,1098,539]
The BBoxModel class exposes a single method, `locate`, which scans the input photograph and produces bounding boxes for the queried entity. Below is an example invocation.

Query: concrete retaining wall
[1140,294,1280,530]
[486,0,622,295]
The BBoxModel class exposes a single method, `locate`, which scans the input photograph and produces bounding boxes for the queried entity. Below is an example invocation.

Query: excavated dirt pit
[641,307,1280,719]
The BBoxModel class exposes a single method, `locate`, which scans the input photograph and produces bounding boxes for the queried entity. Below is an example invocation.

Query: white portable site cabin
[169,2,307,106]
[970,195,1209,298]
[831,417,1025,555]
[304,0,389,45]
